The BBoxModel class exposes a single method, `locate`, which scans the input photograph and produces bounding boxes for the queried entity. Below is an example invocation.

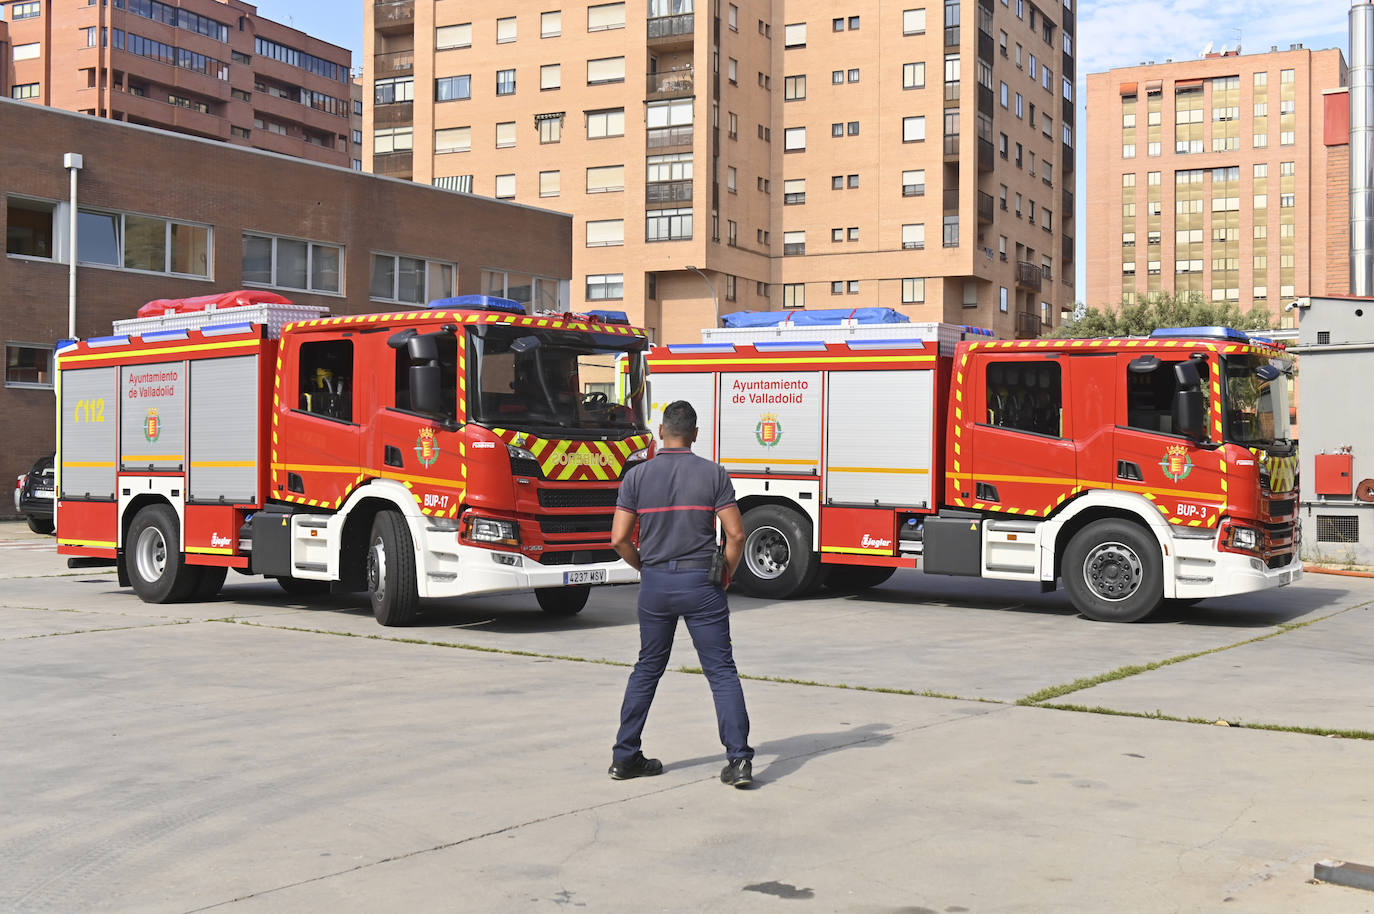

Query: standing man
[608,400,754,788]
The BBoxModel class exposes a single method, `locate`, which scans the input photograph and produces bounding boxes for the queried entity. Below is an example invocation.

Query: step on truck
[646,309,1301,622]
[55,291,652,625]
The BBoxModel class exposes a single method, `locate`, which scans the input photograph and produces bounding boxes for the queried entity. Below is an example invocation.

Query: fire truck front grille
[538,488,620,509]
[1265,553,1293,569]
[536,549,619,566]
[1266,498,1296,517]
[510,457,544,478]
[539,515,614,536]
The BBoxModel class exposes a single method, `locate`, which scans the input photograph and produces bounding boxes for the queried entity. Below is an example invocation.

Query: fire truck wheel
[191,566,228,602]
[536,586,590,616]
[736,505,822,599]
[128,504,201,603]
[824,565,897,592]
[275,576,332,597]
[367,511,419,626]
[1064,519,1164,623]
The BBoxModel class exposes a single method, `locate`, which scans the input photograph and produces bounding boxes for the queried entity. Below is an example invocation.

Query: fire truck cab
[56,294,652,625]
[647,311,1301,622]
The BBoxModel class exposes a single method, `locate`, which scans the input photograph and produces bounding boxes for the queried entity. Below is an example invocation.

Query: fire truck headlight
[465,516,521,546]
[625,447,649,463]
[507,445,538,462]
[1229,526,1260,552]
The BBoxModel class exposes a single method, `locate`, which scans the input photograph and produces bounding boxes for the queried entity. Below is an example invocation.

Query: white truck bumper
[1171,534,1302,599]
[415,526,639,599]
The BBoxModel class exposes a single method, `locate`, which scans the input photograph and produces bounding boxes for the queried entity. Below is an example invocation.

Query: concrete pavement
[2,520,1373,912]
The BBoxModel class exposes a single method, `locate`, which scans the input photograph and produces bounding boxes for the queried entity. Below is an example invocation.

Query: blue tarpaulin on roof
[719,308,910,328]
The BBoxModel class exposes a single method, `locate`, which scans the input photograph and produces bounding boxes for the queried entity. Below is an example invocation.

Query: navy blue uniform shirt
[616,447,737,566]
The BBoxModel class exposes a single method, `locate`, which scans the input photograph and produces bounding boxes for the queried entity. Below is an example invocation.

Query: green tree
[1048,293,1275,339]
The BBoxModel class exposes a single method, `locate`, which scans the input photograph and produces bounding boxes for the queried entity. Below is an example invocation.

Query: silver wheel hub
[134,525,167,583]
[367,537,386,598]
[1082,541,1143,602]
[745,525,790,580]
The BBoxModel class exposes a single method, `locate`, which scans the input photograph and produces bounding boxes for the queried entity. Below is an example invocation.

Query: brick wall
[0,99,571,478]
[1326,144,1351,295]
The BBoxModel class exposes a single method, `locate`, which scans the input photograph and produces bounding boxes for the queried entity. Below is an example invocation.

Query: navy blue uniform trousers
[613,564,753,763]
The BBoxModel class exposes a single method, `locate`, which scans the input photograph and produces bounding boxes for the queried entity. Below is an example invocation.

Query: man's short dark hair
[662,400,697,439]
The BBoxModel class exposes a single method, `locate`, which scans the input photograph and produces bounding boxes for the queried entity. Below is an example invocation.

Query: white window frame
[242,232,344,295]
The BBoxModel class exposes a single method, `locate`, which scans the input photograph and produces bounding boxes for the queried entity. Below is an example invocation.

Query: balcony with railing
[943,187,960,213]
[943,133,960,159]
[1063,143,1075,170]
[373,150,413,178]
[645,179,693,205]
[977,136,994,171]
[374,100,413,127]
[1015,260,1043,291]
[1062,188,1074,214]
[647,124,693,149]
[1063,234,1075,262]
[977,191,994,224]
[1015,310,1046,339]
[977,82,994,116]
[647,67,694,100]
[945,80,960,103]
[374,0,415,32]
[647,12,694,48]
[374,48,414,77]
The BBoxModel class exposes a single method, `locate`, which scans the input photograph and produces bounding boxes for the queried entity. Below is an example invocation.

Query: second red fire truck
[647,311,1301,622]
[55,293,652,625]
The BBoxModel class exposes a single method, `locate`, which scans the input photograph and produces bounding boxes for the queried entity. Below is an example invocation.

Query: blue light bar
[580,309,630,324]
[1149,326,1250,342]
[87,335,131,348]
[140,329,189,341]
[844,338,932,349]
[752,340,828,351]
[201,322,256,337]
[666,343,737,353]
[430,294,526,315]
[959,325,996,336]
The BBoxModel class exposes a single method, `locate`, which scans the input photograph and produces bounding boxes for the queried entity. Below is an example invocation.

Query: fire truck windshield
[1222,354,1292,450]
[469,326,648,435]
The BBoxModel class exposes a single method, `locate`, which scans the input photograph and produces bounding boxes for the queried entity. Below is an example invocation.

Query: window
[847,174,859,188]
[1000,81,1008,107]
[904,8,926,34]
[434,127,471,154]
[494,174,516,199]
[833,175,845,190]
[541,10,561,37]
[848,227,859,241]
[728,221,739,246]
[782,283,805,308]
[5,342,53,389]
[902,116,925,142]
[371,253,454,304]
[540,63,561,90]
[833,70,845,85]
[78,209,211,277]
[10,83,40,100]
[539,170,560,197]
[435,75,471,101]
[784,75,806,100]
[784,126,806,151]
[537,113,563,143]
[495,122,516,148]
[902,169,926,196]
[942,214,958,247]
[1015,92,1023,117]
[11,2,41,20]
[13,42,41,61]
[832,122,844,137]
[728,58,738,84]
[646,208,692,241]
[847,121,860,135]
[587,56,625,84]
[586,164,624,192]
[496,69,516,95]
[1124,357,1207,434]
[784,22,806,47]
[999,287,1008,312]
[902,223,925,250]
[903,62,925,89]
[586,108,626,138]
[728,4,738,30]
[6,197,54,258]
[902,278,925,304]
[375,76,414,104]
[587,219,626,247]
[436,23,472,49]
[849,15,860,28]
[831,228,844,243]
[497,16,517,42]
[727,112,738,138]
[586,273,624,300]
[726,166,738,193]
[351,129,363,145]
[783,178,806,204]
[986,361,1061,436]
[783,231,805,255]
[588,2,626,31]
[242,233,342,294]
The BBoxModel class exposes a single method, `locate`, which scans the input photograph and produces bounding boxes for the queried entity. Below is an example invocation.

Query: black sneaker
[608,752,663,780]
[720,758,753,788]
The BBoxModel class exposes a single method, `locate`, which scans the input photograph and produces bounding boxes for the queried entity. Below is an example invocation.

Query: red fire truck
[646,311,1301,622]
[55,293,652,625]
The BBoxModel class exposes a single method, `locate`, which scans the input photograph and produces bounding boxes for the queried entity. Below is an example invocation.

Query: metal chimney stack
[1352,1,1374,296]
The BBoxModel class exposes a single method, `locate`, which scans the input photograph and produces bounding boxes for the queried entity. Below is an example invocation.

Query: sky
[260,0,1355,304]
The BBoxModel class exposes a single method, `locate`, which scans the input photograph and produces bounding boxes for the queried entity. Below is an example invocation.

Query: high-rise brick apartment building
[2,0,361,168]
[1085,46,1348,325]
[365,0,1077,342]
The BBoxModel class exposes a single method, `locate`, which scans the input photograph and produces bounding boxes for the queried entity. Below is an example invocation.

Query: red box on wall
[1315,453,1353,496]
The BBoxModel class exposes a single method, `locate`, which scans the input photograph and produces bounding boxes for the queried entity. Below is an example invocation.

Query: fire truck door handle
[1117,460,1144,482]
[385,445,405,468]
[975,482,999,502]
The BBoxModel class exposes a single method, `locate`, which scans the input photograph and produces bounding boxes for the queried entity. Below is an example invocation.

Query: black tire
[26,515,54,535]
[275,575,332,597]
[366,511,419,626]
[536,587,590,616]
[190,566,228,602]
[824,564,897,592]
[127,504,201,603]
[1063,519,1164,623]
[734,505,822,599]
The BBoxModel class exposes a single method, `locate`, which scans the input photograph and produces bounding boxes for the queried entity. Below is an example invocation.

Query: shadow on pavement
[664,722,896,785]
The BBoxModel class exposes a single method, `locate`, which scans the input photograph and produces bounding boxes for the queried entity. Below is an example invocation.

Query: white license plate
[1279,569,1294,586]
[564,569,607,585]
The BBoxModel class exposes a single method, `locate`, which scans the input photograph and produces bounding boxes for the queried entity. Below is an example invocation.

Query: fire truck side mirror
[1172,361,1206,441]
[411,364,444,416]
